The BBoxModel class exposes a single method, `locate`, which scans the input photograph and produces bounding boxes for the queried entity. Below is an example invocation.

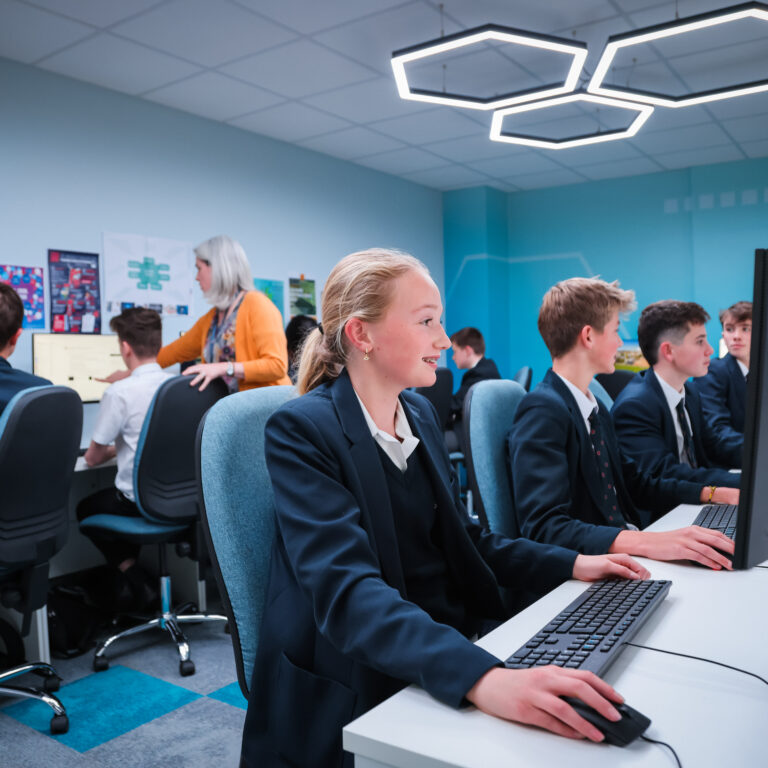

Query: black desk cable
[640,734,682,768]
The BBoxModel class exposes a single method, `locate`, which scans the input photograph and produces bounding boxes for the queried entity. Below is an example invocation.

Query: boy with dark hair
[77,308,170,607]
[694,300,750,454]
[508,278,735,570]
[0,283,50,413]
[612,300,742,489]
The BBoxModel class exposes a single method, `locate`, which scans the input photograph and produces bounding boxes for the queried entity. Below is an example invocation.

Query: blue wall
[445,159,768,385]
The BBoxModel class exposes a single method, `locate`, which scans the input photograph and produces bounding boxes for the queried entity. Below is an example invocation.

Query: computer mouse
[563,697,651,747]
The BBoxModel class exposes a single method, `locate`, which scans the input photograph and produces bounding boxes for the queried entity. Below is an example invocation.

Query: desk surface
[344,505,768,767]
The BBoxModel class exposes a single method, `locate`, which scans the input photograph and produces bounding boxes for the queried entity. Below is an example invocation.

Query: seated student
[242,250,652,768]
[507,278,735,570]
[694,300,750,456]
[76,308,171,608]
[612,300,743,489]
[0,283,51,414]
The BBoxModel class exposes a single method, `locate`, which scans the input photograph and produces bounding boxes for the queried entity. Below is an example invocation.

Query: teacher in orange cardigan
[158,235,290,392]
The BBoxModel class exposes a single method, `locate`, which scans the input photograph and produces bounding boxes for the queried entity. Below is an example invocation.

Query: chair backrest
[512,365,533,392]
[0,386,81,568]
[588,377,614,410]
[414,366,453,428]
[197,385,297,698]
[463,379,527,536]
[595,369,637,401]
[134,375,228,525]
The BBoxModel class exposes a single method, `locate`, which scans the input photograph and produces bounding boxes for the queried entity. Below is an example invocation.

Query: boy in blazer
[612,300,742,488]
[507,278,735,569]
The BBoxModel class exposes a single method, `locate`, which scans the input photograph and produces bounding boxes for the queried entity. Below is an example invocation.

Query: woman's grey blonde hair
[195,235,253,310]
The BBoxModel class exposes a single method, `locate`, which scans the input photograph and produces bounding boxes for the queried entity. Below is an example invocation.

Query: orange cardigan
[157,290,290,390]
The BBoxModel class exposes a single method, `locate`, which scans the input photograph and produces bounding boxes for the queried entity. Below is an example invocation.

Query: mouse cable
[624,641,768,687]
[754,564,768,569]
[640,734,682,768]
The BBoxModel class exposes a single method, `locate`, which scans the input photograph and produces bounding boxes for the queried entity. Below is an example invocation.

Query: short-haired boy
[508,278,734,570]
[612,300,742,488]
[693,301,750,455]
[76,308,170,606]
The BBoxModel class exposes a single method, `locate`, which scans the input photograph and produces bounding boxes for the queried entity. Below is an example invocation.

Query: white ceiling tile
[25,0,162,27]
[403,165,493,190]
[740,139,768,159]
[299,127,405,160]
[145,72,283,121]
[470,152,564,177]
[505,168,587,189]
[0,0,93,63]
[704,91,768,120]
[370,108,484,143]
[627,1,735,30]
[654,143,745,170]
[234,0,407,35]
[424,133,528,163]
[721,115,768,143]
[112,0,296,67]
[629,122,733,153]
[302,77,430,124]
[577,156,663,180]
[356,146,448,175]
[639,105,711,133]
[221,39,377,99]
[229,102,351,142]
[39,33,200,95]
[554,139,646,167]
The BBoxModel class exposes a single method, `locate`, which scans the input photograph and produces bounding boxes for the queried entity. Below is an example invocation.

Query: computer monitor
[32,333,123,403]
[734,248,768,568]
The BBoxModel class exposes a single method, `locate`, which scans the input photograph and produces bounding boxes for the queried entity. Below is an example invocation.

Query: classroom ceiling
[3,0,768,191]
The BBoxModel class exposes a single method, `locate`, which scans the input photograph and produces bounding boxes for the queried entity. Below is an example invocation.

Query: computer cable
[639,734,682,768]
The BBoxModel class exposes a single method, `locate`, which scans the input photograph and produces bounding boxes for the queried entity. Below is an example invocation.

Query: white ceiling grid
[1,0,767,190]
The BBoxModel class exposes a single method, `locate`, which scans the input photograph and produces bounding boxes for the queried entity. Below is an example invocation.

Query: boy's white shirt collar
[555,372,598,432]
[736,359,748,378]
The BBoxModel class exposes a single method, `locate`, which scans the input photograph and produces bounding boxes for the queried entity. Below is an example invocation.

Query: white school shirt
[354,391,420,472]
[555,373,598,434]
[91,362,171,500]
[655,372,693,463]
[737,359,748,379]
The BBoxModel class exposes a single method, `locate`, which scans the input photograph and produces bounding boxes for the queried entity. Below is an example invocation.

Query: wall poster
[48,249,101,333]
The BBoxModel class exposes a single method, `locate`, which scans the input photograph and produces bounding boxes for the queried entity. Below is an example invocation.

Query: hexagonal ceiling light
[490,93,654,149]
[588,2,768,107]
[391,24,588,111]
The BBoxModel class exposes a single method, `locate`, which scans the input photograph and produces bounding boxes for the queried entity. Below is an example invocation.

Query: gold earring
[363,349,370,361]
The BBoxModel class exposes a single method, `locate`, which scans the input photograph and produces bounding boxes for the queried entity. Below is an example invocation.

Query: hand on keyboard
[572,553,650,583]
[611,527,734,570]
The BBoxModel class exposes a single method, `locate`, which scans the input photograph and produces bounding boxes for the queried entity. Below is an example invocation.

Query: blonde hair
[195,235,253,310]
[297,248,428,394]
[538,277,636,359]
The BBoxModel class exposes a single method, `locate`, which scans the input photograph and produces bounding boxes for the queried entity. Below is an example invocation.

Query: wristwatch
[226,362,235,377]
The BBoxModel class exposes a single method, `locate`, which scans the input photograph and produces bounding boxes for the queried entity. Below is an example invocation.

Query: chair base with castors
[0,661,68,733]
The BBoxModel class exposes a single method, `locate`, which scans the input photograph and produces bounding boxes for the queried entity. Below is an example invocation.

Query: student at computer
[77,308,170,608]
[694,300,750,456]
[507,278,735,569]
[242,250,652,768]
[612,300,743,489]
[0,283,51,414]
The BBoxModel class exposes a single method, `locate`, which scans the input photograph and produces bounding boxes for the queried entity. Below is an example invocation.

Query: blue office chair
[0,385,81,734]
[462,379,527,537]
[512,365,533,392]
[588,377,614,410]
[595,369,637,401]
[80,375,228,676]
[197,385,296,698]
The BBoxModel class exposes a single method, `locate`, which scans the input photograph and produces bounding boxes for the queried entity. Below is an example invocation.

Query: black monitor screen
[734,248,768,569]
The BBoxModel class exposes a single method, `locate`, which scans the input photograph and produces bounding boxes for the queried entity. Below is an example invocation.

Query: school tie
[588,409,625,525]
[675,399,698,468]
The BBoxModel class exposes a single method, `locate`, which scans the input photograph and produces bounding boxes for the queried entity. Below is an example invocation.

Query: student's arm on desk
[84,441,116,467]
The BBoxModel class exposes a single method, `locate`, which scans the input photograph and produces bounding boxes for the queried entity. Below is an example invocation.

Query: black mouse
[563,697,651,746]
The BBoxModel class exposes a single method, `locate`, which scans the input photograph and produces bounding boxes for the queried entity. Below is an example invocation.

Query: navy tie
[675,399,698,468]
[588,409,625,525]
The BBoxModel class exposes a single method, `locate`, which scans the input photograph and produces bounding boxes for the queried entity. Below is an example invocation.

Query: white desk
[344,505,768,767]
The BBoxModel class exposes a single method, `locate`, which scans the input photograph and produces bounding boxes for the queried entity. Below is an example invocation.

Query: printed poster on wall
[254,278,285,321]
[48,250,101,333]
[0,264,45,329]
[102,232,194,318]
[289,277,316,317]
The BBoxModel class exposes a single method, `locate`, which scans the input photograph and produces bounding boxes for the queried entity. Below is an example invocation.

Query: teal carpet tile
[3,665,200,752]
[207,681,247,710]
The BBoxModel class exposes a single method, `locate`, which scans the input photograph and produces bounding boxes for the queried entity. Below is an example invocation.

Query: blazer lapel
[727,354,747,425]
[646,370,678,448]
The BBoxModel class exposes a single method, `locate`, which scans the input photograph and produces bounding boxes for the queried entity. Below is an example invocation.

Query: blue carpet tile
[207,681,247,710]
[3,665,200,752]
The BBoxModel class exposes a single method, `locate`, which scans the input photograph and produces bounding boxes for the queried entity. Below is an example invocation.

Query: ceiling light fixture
[490,93,654,149]
[588,2,768,107]
[391,24,587,111]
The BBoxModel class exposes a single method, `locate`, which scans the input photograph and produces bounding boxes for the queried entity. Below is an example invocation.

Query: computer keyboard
[693,504,738,540]
[504,579,671,676]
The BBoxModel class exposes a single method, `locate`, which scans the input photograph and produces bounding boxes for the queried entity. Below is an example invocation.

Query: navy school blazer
[0,357,51,415]
[692,353,745,458]
[611,368,741,488]
[242,368,577,768]
[507,369,701,555]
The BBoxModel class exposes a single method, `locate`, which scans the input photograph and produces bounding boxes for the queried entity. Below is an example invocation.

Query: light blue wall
[445,159,768,386]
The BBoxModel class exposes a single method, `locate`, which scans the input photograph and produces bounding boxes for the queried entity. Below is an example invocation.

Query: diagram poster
[0,264,45,329]
[289,277,316,317]
[254,278,285,320]
[48,250,101,333]
[103,232,194,317]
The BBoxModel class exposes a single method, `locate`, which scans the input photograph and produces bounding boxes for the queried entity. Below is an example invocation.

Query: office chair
[0,385,82,734]
[462,379,526,537]
[80,375,228,677]
[595,369,637,401]
[512,365,533,392]
[414,366,453,429]
[589,377,614,410]
[197,385,297,698]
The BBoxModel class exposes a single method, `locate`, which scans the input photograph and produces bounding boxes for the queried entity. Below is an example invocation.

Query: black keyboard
[505,579,671,676]
[693,504,738,540]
